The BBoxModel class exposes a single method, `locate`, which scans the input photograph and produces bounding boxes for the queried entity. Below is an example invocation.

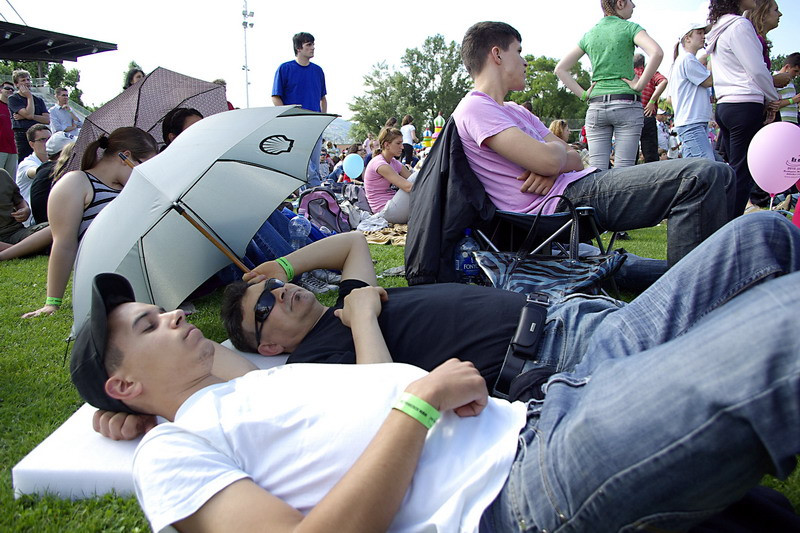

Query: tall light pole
[242,2,254,108]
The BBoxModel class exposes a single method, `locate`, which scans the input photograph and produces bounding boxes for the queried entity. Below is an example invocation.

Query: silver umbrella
[71,106,335,335]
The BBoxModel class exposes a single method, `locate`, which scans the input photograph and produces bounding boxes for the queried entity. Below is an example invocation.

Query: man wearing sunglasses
[71,208,800,533]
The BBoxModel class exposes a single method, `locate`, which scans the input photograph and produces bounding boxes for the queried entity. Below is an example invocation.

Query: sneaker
[310,269,342,285]
[298,273,337,294]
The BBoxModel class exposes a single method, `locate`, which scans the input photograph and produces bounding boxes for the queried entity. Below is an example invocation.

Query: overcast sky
[11,0,799,120]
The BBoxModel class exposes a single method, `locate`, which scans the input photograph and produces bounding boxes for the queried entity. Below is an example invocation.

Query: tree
[349,35,471,141]
[508,55,591,122]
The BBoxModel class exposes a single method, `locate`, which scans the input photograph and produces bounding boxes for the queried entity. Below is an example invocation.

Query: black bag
[473,196,625,300]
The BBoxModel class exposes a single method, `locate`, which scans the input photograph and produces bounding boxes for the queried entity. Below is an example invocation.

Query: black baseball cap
[70,273,142,414]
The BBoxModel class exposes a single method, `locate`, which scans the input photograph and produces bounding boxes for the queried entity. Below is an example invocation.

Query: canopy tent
[0,21,116,63]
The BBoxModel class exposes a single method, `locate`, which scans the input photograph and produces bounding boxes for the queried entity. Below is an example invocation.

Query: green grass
[1,232,797,530]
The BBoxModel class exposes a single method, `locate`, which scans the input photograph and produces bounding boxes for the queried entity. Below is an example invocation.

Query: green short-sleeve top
[579,16,644,97]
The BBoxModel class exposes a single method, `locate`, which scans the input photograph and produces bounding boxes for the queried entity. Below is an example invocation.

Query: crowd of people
[2,2,800,531]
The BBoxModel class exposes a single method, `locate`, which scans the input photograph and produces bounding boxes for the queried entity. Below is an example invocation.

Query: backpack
[298,187,352,233]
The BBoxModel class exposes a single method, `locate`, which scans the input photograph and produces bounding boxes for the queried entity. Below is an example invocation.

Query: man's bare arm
[484,127,567,177]
[245,231,377,286]
[271,96,284,106]
[176,359,487,533]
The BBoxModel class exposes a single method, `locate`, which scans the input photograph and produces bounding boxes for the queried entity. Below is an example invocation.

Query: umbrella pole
[172,204,251,273]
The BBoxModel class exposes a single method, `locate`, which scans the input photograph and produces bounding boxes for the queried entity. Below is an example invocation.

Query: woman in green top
[555,0,663,169]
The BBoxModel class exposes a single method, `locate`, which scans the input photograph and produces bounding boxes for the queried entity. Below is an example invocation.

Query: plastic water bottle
[454,228,481,284]
[319,226,334,237]
[289,215,312,251]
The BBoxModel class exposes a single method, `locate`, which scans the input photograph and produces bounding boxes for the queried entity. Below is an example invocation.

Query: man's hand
[334,286,387,328]
[12,112,21,121]
[17,84,31,98]
[93,409,157,441]
[405,359,488,418]
[644,100,657,117]
[11,203,30,222]
[517,170,557,195]
[243,260,288,284]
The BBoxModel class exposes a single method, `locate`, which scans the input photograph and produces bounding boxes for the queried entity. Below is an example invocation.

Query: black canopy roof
[0,21,116,63]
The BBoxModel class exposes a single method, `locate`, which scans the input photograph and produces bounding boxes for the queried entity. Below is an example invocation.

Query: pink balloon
[747,122,800,195]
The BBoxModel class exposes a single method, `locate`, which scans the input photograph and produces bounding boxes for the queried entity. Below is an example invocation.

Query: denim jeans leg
[677,122,715,161]
[576,211,800,367]
[607,101,644,168]
[585,103,613,170]
[307,135,323,187]
[488,267,800,532]
[561,158,735,265]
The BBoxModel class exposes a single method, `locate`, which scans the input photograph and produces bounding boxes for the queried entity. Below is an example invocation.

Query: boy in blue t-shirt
[272,32,327,186]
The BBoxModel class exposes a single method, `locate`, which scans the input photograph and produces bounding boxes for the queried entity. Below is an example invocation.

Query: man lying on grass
[94,212,799,439]
[72,210,800,532]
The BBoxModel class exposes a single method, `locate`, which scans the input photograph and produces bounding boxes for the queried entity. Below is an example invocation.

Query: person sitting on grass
[12,127,158,317]
[73,206,800,532]
[363,127,416,224]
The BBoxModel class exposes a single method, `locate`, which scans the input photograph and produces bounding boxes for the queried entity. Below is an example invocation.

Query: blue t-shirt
[272,60,326,112]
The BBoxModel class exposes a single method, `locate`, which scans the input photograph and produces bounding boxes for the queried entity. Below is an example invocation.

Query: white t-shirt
[400,124,416,145]
[133,363,527,533]
[671,52,712,128]
[15,152,42,226]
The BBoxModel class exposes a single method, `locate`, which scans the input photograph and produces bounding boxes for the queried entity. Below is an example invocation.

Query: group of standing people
[554,0,797,217]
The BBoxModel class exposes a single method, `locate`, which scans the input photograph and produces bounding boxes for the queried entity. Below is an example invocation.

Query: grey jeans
[559,158,735,266]
[585,99,644,169]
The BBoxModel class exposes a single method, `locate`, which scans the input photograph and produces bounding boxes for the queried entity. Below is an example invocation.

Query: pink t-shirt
[364,154,404,213]
[453,91,596,214]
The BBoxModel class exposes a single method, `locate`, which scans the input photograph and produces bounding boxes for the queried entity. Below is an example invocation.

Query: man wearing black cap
[71,210,800,532]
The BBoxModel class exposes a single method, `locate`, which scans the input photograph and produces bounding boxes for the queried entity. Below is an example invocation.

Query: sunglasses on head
[254,278,285,347]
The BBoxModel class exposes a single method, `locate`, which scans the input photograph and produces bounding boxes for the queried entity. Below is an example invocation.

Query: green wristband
[393,392,441,430]
[275,257,295,281]
[581,90,588,102]
[46,297,62,307]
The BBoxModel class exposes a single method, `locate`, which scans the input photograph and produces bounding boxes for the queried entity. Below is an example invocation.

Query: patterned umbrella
[66,67,227,171]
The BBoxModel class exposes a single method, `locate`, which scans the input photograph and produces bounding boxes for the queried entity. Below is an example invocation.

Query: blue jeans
[677,122,715,161]
[483,211,800,532]
[307,135,323,187]
[585,100,644,169]
[560,158,735,266]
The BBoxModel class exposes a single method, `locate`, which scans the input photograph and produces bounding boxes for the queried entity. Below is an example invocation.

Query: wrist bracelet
[393,392,440,430]
[275,257,295,281]
[581,90,588,102]
[45,297,62,307]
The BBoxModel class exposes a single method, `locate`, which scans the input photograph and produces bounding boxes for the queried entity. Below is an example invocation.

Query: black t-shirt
[30,160,55,224]
[287,279,526,385]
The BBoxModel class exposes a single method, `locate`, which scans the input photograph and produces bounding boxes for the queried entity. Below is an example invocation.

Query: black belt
[588,93,641,104]
[493,293,550,399]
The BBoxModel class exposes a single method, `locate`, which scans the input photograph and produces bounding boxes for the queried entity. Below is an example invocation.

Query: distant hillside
[323,118,354,144]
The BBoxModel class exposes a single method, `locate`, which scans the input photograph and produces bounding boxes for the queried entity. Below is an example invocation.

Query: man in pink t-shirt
[452,22,734,266]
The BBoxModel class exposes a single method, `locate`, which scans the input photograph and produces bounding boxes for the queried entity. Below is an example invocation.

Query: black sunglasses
[254,278,285,347]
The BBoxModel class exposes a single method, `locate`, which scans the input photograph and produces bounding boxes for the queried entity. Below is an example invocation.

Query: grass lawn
[0,225,797,531]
